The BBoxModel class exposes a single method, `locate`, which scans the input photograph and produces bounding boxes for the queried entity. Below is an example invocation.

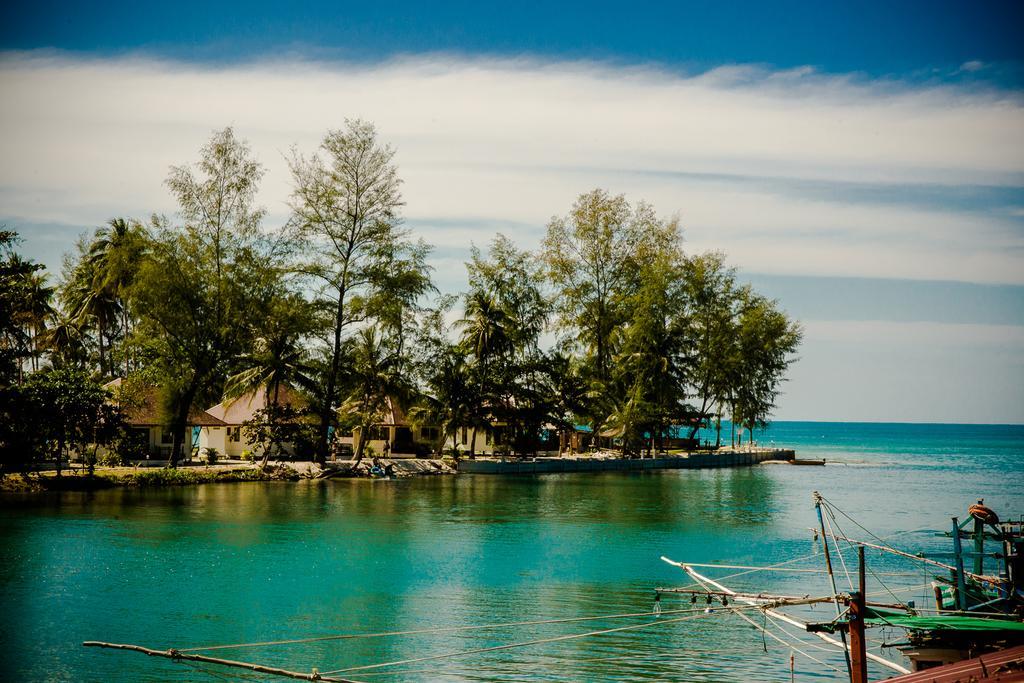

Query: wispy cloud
[1,51,1022,286]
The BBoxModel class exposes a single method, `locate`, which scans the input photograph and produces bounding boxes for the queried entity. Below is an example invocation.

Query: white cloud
[1,51,1023,286]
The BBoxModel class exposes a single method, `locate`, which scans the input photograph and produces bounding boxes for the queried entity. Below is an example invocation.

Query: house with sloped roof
[335,396,445,458]
[199,385,311,459]
[103,378,225,459]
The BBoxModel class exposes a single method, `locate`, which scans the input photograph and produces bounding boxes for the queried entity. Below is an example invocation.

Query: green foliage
[130,127,277,466]
[410,296,475,456]
[542,191,682,427]
[336,327,408,463]
[609,245,693,454]
[455,235,553,456]
[0,231,48,381]
[97,449,127,467]
[242,404,316,466]
[202,447,220,465]
[0,367,122,475]
[729,291,803,435]
[5,123,803,469]
[289,118,429,464]
[58,218,147,379]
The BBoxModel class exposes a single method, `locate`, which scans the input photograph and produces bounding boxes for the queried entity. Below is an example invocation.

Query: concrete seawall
[457,449,795,474]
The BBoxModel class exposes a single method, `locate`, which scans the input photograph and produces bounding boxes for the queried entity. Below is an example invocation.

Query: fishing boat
[656,493,1024,682]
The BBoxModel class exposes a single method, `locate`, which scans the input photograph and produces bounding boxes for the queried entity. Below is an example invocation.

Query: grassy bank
[1,465,301,493]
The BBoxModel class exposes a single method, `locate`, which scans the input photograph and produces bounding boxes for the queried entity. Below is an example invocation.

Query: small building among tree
[200,385,311,460]
[103,378,225,460]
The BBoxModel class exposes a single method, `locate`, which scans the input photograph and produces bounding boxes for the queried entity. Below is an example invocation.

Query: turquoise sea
[2,422,1022,682]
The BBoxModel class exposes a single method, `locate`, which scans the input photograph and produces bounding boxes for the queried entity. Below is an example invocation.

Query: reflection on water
[2,424,1022,682]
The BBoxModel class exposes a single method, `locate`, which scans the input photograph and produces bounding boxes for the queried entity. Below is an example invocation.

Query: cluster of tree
[0,120,801,473]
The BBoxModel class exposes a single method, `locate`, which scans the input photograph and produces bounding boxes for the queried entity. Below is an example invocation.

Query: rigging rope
[663,526,927,596]
[320,612,716,675]
[823,504,855,591]
[178,606,727,653]
[687,570,843,673]
[822,499,919,608]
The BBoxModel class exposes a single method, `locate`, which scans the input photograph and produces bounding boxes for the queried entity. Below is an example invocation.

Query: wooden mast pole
[951,516,969,610]
[973,515,985,576]
[814,492,853,679]
[848,546,868,683]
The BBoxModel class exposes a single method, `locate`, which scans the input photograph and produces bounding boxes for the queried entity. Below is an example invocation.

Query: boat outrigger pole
[660,557,911,675]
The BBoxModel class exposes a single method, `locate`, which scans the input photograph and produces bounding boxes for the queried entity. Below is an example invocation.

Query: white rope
[823,504,855,590]
[321,612,714,675]
[178,606,714,653]
[686,569,842,673]
[823,499,918,607]
[664,526,928,594]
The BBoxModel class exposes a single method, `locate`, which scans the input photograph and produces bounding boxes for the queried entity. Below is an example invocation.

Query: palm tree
[410,347,474,456]
[86,218,147,375]
[1,251,42,379]
[223,300,316,466]
[62,267,121,378]
[339,327,407,464]
[23,271,55,371]
[224,332,315,410]
[43,313,89,368]
[456,291,511,455]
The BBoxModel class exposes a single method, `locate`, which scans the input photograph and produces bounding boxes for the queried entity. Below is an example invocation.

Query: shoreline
[0,463,303,493]
[0,448,802,494]
[0,458,459,494]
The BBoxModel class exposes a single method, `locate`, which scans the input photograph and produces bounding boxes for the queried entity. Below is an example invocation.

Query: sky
[1,1,1023,423]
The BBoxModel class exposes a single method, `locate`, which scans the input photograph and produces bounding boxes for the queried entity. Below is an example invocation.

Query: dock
[457,448,797,474]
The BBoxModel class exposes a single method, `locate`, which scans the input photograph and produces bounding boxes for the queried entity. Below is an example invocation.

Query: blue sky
[1,2,1022,423]
[3,1,1024,81]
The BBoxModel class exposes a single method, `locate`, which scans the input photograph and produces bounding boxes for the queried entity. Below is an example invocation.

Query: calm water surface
[2,422,1022,682]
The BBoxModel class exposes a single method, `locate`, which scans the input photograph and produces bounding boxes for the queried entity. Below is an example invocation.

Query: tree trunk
[261,382,280,469]
[97,318,107,378]
[168,383,198,469]
[352,424,369,465]
[316,286,347,465]
[123,305,131,376]
[470,427,477,458]
[55,431,64,477]
[688,392,711,441]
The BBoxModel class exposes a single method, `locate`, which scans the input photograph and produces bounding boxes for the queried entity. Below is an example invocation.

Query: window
[160,429,174,445]
[229,427,240,443]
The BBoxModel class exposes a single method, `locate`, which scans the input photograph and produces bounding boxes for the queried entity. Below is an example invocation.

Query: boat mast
[814,491,853,679]
[848,546,868,683]
[951,516,969,611]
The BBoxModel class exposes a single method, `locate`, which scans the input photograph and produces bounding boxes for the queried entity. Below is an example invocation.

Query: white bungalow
[449,423,508,455]
[200,385,310,459]
[103,378,226,460]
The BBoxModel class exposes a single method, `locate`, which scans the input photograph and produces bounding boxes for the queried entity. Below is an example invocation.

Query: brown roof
[335,394,411,427]
[103,379,226,427]
[205,384,309,425]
